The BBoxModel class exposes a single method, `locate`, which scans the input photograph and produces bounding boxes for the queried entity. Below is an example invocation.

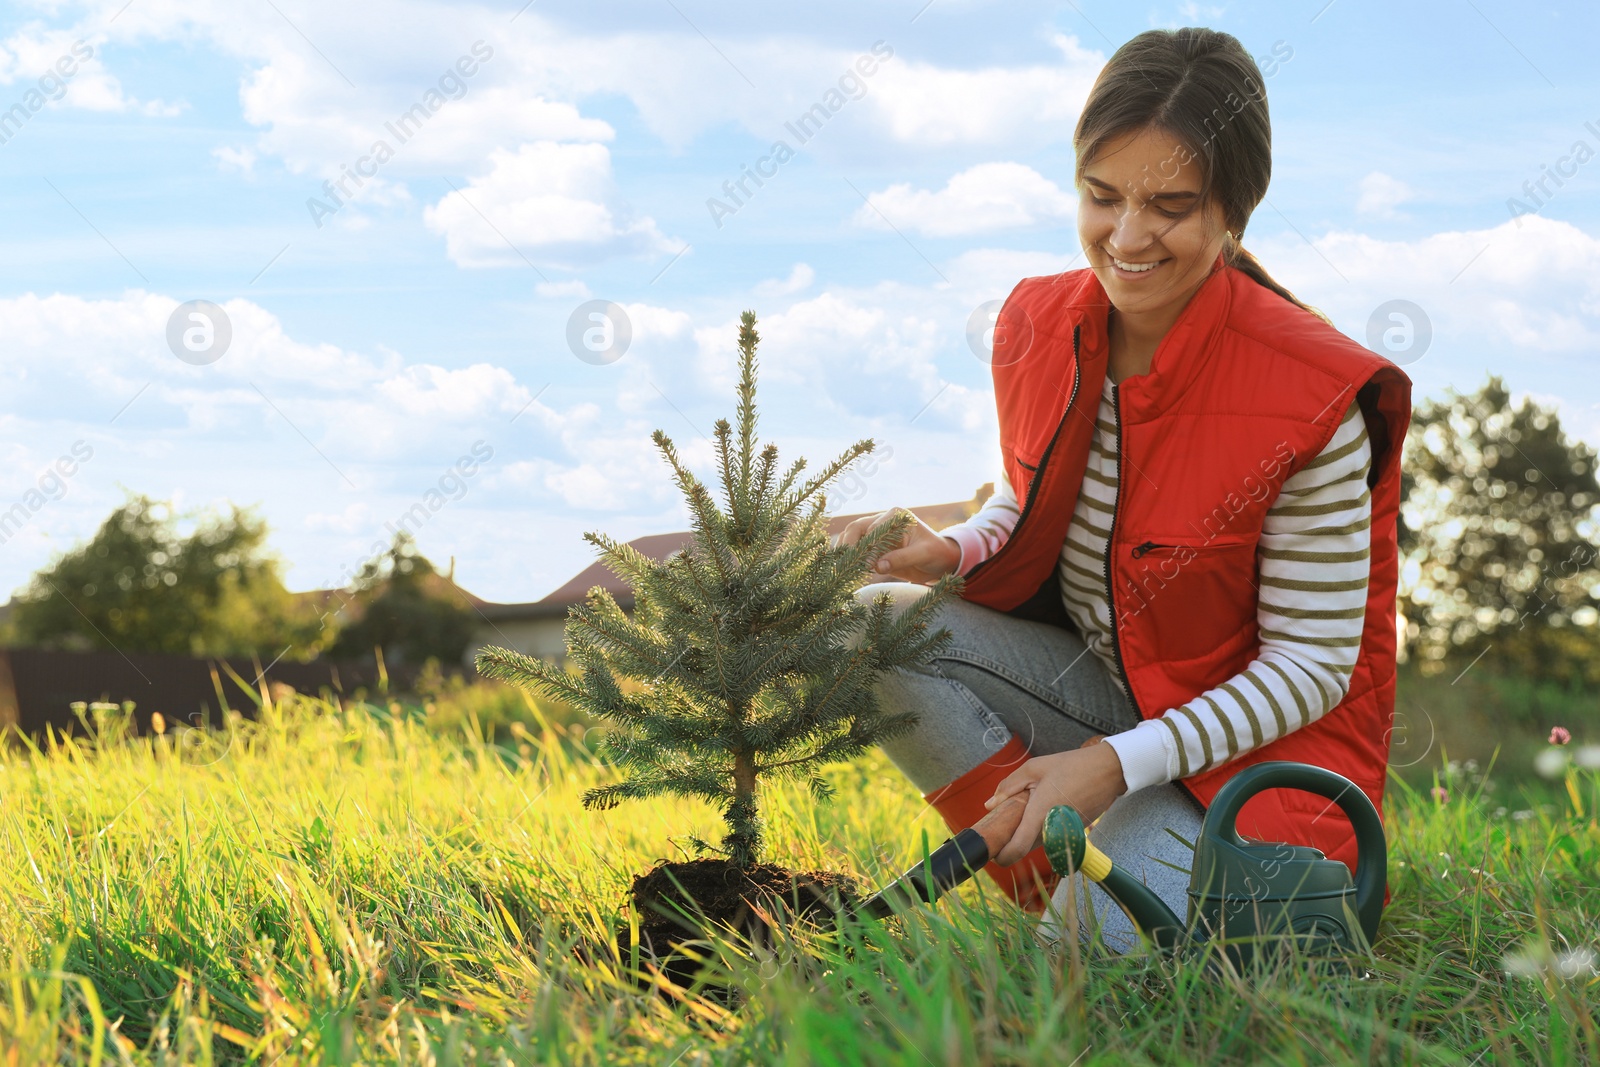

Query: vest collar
[1058,250,1236,419]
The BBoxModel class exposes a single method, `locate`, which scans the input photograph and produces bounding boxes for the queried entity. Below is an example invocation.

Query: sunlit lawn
[0,689,1595,1065]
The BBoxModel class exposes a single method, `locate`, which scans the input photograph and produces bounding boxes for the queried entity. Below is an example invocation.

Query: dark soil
[597,858,864,1001]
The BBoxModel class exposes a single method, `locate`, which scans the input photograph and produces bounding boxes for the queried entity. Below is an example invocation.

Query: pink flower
[1431,786,1449,803]
[1549,726,1572,746]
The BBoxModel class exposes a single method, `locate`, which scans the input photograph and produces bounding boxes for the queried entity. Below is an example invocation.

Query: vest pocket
[1125,537,1252,559]
[1117,536,1258,663]
[1002,442,1044,500]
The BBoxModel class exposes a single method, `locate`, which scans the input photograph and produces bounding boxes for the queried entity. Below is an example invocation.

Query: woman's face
[1076,126,1230,319]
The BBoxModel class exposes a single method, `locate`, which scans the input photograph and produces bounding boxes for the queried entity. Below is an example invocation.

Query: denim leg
[858,581,1140,794]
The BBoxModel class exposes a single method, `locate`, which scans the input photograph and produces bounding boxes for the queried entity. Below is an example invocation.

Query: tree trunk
[734,747,757,801]
[724,747,761,868]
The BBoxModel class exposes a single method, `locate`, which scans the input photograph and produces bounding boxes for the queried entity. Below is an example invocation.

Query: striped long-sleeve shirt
[941,384,1373,793]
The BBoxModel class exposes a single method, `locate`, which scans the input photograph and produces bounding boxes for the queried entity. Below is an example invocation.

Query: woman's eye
[1090,196,1182,218]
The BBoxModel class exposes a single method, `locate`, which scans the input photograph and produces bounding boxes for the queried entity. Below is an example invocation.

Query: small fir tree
[476,311,961,869]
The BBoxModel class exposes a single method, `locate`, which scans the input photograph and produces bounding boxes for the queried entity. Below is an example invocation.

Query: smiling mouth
[1108,255,1167,273]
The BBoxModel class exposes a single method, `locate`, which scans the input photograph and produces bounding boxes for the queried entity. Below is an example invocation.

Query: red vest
[964,254,1412,877]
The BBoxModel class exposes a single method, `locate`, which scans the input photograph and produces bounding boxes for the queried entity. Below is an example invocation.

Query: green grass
[416,673,591,745]
[1391,660,1600,793]
[0,690,1596,1065]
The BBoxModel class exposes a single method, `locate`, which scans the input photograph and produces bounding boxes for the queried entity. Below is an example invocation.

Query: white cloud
[236,53,614,179]
[536,279,592,300]
[138,96,186,117]
[0,290,521,458]
[0,26,178,117]
[54,4,1107,165]
[618,302,696,343]
[423,142,676,268]
[0,285,705,598]
[540,441,670,511]
[854,162,1077,237]
[0,275,1013,598]
[1247,214,1600,444]
[1150,3,1226,28]
[685,290,990,433]
[212,145,257,174]
[510,28,1104,153]
[304,501,372,534]
[865,34,1103,149]
[373,363,528,419]
[756,263,815,297]
[942,246,1086,297]
[1264,214,1600,352]
[2,3,1109,282]
[1355,171,1414,218]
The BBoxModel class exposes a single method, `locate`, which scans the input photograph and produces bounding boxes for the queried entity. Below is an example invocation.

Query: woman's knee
[845,581,937,651]
[852,580,935,614]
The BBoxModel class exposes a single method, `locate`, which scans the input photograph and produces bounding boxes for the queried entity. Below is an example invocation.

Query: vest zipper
[963,324,1081,582]
[1103,380,1143,719]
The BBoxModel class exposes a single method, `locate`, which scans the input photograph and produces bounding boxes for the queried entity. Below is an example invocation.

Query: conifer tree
[476,311,962,868]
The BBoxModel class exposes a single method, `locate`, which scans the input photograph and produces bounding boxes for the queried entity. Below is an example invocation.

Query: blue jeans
[859,581,1204,952]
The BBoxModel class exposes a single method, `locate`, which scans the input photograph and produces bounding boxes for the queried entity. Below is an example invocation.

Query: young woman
[838,27,1411,950]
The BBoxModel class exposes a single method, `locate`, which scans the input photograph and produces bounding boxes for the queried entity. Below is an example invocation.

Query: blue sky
[1,0,1596,604]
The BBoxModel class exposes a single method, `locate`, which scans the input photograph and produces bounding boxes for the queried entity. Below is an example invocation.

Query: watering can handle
[1206,761,1387,946]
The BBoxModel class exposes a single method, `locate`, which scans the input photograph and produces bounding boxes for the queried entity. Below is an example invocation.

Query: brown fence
[0,647,415,739]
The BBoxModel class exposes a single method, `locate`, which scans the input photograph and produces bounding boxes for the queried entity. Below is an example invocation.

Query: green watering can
[1041,762,1387,963]
[860,761,1386,963]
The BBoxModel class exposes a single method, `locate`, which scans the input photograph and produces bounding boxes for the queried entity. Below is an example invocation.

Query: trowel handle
[1208,762,1388,945]
[856,827,990,919]
[857,794,1028,919]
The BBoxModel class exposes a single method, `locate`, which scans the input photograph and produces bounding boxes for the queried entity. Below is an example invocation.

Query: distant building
[0,491,993,725]
[464,491,989,667]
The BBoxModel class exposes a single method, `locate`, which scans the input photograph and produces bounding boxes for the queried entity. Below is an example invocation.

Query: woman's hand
[983,737,1129,866]
[834,506,962,585]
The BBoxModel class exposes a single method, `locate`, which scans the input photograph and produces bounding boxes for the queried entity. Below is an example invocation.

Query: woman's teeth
[1112,257,1161,272]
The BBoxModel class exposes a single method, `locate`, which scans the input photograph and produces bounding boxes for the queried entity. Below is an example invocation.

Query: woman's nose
[1107,201,1160,256]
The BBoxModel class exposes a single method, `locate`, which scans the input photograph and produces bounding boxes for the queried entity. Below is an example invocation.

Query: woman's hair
[1073,28,1328,322]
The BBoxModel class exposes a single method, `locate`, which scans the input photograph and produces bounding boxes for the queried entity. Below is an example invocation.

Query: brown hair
[1073,28,1328,323]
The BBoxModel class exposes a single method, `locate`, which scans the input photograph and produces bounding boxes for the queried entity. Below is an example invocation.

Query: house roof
[289,569,488,626]
[475,492,988,622]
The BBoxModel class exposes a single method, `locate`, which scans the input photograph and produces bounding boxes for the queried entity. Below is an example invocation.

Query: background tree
[8,494,326,658]
[328,532,475,669]
[477,310,960,869]
[1399,377,1600,681]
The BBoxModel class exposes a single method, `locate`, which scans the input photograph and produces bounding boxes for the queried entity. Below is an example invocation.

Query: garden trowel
[855,792,1031,919]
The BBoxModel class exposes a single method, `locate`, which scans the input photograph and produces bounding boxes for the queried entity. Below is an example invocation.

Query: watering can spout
[1042,805,1188,950]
